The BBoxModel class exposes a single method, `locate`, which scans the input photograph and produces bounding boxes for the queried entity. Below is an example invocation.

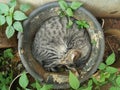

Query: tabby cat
[32,16,91,71]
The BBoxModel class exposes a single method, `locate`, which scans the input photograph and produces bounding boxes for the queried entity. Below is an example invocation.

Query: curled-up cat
[32,16,91,71]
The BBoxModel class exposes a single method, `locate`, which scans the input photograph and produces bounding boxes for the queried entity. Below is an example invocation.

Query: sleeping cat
[32,16,91,71]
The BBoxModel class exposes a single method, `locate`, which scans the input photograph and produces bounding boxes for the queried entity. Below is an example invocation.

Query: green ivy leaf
[5,26,15,38]
[20,4,31,12]
[19,72,29,89]
[58,0,68,10]
[116,76,120,87]
[66,8,73,17]
[105,53,115,65]
[40,84,53,90]
[105,66,118,74]
[98,63,106,70]
[13,21,23,32]
[0,3,9,14]
[6,15,12,26]
[69,71,80,90]
[0,15,6,26]
[13,11,27,21]
[71,1,83,10]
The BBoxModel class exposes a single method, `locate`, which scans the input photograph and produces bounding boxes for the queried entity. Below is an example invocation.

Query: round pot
[18,1,104,89]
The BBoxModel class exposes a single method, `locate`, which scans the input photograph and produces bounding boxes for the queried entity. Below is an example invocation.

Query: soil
[103,19,120,67]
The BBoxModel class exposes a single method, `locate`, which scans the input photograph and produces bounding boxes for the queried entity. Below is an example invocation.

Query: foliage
[69,71,80,89]
[0,0,30,38]
[18,72,53,90]
[58,0,89,28]
[68,52,119,90]
[19,72,29,89]
[0,49,14,90]
[68,71,93,90]
[92,52,120,90]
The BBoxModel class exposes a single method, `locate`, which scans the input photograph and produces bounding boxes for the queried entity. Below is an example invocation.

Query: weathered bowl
[18,1,104,89]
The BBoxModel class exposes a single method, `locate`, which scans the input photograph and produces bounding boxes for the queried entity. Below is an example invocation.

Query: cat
[32,16,91,71]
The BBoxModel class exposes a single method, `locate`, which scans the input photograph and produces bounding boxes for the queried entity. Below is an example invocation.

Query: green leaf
[110,86,120,90]
[35,81,41,90]
[3,49,14,59]
[76,20,89,29]
[6,15,12,26]
[19,72,29,89]
[13,11,27,21]
[92,77,99,85]
[31,83,36,88]
[98,63,106,70]
[116,76,120,87]
[84,23,89,28]
[40,84,53,90]
[105,66,118,74]
[109,74,117,84]
[71,1,83,10]
[0,3,9,14]
[8,0,17,7]
[0,15,6,26]
[66,8,73,17]
[91,39,97,45]
[58,0,68,10]
[104,72,110,79]
[79,86,92,90]
[76,20,83,28]
[20,4,31,12]
[105,53,115,65]
[2,85,7,90]
[67,19,73,28]
[13,21,23,32]
[69,71,80,89]
[88,80,93,86]
[5,26,15,38]
[99,74,105,83]
[9,6,15,14]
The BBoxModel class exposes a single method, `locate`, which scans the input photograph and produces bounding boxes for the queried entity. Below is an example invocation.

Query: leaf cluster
[92,52,120,90]
[0,49,14,90]
[58,0,89,29]
[18,72,53,90]
[0,0,30,38]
